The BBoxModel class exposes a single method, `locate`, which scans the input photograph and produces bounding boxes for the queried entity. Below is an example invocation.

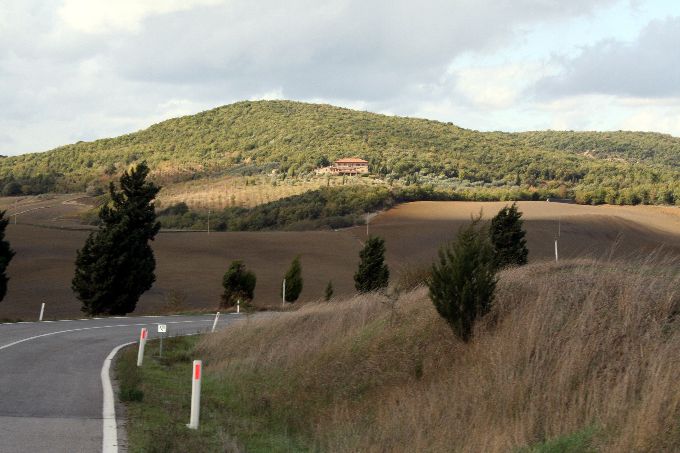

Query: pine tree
[428,215,496,342]
[0,211,15,302]
[324,281,334,301]
[489,202,528,269]
[72,162,160,315]
[354,236,389,293]
[283,256,303,303]
[221,260,256,308]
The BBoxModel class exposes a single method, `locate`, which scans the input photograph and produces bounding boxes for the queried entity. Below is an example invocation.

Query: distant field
[1,200,679,320]
[157,174,382,211]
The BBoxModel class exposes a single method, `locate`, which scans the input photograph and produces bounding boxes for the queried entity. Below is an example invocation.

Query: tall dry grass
[198,257,680,452]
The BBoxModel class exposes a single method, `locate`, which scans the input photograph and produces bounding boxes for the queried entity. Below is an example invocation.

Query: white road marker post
[137,328,148,367]
[39,302,45,321]
[236,300,240,314]
[187,360,202,430]
[211,312,220,333]
[282,278,286,307]
[554,239,559,263]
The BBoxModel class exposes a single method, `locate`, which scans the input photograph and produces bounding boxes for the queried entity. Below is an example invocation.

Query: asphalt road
[0,313,242,453]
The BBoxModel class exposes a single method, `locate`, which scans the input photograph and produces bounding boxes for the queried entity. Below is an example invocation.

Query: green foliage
[428,215,497,342]
[283,256,303,303]
[324,281,334,301]
[516,426,598,453]
[489,203,529,269]
[0,100,678,206]
[72,162,161,315]
[354,236,389,293]
[221,260,256,308]
[0,211,15,302]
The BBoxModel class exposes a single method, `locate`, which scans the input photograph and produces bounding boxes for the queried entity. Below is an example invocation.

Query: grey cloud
[534,17,680,98]
[0,0,621,154]
[109,0,619,101]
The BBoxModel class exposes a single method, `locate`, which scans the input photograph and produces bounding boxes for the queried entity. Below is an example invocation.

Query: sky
[0,0,679,155]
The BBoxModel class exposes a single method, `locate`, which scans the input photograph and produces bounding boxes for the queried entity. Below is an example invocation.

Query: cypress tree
[72,162,160,315]
[283,256,303,303]
[354,236,389,293]
[428,215,496,342]
[324,281,334,301]
[221,260,256,308]
[0,211,15,302]
[489,202,528,269]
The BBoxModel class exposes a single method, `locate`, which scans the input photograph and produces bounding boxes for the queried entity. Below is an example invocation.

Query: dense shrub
[354,236,389,293]
[428,215,497,341]
[221,261,256,308]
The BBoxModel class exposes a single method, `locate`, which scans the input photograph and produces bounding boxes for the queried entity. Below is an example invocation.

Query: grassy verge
[118,259,680,452]
[116,335,308,452]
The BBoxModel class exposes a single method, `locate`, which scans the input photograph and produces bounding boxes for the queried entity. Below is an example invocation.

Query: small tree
[428,215,496,342]
[354,236,389,293]
[283,256,303,303]
[324,281,334,301]
[221,261,256,308]
[489,202,528,269]
[72,162,160,315]
[0,211,15,302]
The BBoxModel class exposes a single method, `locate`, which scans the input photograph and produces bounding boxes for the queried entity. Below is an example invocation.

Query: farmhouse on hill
[316,157,370,175]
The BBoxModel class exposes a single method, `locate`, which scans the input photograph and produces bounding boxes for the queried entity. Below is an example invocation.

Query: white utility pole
[187,360,202,429]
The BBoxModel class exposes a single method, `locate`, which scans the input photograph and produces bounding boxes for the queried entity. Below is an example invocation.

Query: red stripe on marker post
[194,362,201,380]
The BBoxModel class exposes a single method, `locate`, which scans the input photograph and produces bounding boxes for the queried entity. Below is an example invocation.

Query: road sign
[158,324,167,333]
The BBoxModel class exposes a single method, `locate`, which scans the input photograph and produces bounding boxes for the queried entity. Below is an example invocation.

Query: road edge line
[102,341,136,453]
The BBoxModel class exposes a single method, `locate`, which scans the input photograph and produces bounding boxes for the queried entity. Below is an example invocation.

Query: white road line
[0,320,212,351]
[1,313,213,326]
[102,341,135,453]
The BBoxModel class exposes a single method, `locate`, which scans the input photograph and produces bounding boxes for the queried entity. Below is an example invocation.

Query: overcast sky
[0,0,679,155]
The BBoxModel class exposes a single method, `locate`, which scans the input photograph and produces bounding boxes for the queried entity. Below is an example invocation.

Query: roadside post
[137,328,148,367]
[237,300,240,314]
[39,302,45,321]
[158,324,167,358]
[187,360,202,429]
[212,312,220,333]
[282,278,286,307]
[555,239,559,263]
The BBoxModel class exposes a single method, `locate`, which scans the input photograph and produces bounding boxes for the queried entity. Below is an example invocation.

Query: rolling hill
[1,100,678,209]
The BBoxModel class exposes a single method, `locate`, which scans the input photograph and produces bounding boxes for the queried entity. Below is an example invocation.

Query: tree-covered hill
[1,100,679,206]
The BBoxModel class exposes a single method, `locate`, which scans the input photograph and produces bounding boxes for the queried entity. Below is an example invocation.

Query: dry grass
[197,257,680,452]
[157,174,383,211]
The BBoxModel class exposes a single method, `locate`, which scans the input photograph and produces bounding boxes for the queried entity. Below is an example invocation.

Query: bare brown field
[1,200,679,320]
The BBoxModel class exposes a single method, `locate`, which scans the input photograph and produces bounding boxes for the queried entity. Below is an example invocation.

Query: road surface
[0,313,242,452]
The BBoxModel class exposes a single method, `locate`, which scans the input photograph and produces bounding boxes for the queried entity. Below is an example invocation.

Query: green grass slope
[1,100,679,205]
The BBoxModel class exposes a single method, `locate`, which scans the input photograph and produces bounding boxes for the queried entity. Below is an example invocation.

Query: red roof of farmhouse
[334,157,369,164]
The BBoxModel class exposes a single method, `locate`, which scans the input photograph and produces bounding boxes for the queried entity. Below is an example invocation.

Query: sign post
[158,324,167,358]
[137,328,148,367]
[187,360,202,429]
